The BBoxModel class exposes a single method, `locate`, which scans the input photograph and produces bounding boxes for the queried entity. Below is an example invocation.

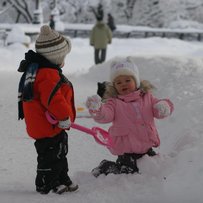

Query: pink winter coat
[92,90,174,155]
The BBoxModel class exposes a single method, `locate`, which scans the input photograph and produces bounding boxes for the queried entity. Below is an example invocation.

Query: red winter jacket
[23,67,76,139]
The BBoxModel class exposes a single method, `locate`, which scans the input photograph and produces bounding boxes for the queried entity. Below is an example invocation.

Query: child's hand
[86,95,101,113]
[58,118,71,129]
[154,101,171,117]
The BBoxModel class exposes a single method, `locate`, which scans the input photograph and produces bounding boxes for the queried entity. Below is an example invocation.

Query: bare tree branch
[0,2,13,15]
[21,0,32,21]
[7,0,32,23]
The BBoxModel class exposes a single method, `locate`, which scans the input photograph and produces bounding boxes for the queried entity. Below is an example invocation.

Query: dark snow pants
[34,130,72,194]
[94,48,106,64]
[92,148,156,177]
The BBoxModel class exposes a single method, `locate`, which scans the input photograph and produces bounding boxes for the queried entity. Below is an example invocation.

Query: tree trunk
[15,11,21,23]
[36,0,39,9]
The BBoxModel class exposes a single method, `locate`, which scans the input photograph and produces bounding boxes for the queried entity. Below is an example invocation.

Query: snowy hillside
[0,36,203,203]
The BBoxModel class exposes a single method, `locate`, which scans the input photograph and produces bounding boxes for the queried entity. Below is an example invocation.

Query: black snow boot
[91,159,120,177]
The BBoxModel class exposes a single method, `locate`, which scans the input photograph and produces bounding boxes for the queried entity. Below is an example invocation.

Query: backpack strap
[47,79,63,106]
[47,71,72,106]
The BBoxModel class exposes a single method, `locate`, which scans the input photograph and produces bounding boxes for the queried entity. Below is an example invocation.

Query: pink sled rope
[45,111,112,147]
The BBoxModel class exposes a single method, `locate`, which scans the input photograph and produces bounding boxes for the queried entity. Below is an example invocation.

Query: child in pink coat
[86,57,174,177]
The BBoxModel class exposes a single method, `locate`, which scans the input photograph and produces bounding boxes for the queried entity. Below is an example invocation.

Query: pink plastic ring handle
[92,127,112,146]
[45,111,58,125]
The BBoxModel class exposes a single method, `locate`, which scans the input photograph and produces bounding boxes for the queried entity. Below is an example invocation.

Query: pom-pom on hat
[110,57,140,88]
[35,25,71,65]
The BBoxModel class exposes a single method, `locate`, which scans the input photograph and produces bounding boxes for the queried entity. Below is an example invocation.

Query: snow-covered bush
[6,26,31,47]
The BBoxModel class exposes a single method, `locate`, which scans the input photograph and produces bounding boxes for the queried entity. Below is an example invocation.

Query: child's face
[114,75,137,95]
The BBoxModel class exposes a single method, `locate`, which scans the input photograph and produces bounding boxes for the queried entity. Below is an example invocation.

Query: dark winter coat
[90,21,112,49]
[107,14,116,31]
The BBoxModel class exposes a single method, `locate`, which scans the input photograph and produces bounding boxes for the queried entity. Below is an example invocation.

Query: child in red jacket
[18,25,78,194]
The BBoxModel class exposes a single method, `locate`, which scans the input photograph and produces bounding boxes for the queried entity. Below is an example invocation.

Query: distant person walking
[90,16,112,64]
[107,13,116,32]
[49,15,55,30]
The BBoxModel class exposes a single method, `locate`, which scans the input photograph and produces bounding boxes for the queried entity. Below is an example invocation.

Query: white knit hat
[35,25,71,65]
[110,57,140,88]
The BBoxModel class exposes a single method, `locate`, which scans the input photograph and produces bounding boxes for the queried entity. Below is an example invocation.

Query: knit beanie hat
[110,57,140,88]
[35,25,71,65]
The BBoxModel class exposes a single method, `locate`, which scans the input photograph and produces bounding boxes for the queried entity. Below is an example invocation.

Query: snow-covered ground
[0,34,203,203]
